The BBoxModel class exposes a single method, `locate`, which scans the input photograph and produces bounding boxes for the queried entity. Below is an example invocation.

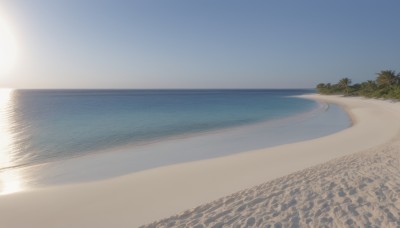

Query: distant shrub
[316,70,400,100]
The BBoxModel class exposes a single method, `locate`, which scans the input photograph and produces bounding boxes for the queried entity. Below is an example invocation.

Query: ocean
[0,89,350,194]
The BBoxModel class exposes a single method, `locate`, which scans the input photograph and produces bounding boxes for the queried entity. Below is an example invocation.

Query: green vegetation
[316,70,400,99]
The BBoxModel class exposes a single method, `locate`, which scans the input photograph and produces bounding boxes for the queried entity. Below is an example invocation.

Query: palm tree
[367,80,376,86]
[360,80,377,97]
[338,77,352,95]
[376,70,397,87]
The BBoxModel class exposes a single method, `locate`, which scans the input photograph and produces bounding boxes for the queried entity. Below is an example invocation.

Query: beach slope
[1,94,400,227]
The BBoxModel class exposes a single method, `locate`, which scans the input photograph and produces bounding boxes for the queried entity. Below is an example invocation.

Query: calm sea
[0,90,317,169]
[0,89,351,193]
[0,89,316,169]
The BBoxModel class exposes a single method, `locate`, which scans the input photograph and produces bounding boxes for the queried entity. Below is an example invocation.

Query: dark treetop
[316,70,400,99]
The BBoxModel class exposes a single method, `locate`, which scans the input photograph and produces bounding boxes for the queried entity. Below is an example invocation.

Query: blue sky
[1,0,400,88]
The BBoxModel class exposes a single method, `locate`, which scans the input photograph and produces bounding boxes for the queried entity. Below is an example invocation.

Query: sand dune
[1,94,400,228]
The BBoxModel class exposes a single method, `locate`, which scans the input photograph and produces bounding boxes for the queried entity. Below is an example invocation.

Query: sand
[144,140,400,227]
[1,94,400,227]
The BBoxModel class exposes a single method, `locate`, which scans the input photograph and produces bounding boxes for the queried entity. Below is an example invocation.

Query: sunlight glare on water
[0,89,24,195]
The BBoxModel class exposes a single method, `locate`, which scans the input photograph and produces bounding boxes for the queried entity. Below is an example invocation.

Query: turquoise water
[0,89,351,193]
[1,89,317,170]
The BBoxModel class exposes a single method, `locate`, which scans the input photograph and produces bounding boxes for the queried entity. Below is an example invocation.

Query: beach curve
[1,94,400,227]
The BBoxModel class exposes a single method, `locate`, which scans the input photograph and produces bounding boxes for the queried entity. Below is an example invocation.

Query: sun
[0,18,18,77]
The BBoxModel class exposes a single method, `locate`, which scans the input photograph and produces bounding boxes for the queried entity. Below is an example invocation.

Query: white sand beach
[1,94,400,227]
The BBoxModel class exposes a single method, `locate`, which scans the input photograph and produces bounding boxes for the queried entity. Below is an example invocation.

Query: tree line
[316,70,400,99]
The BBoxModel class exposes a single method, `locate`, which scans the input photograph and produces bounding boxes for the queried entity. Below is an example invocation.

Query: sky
[0,0,399,89]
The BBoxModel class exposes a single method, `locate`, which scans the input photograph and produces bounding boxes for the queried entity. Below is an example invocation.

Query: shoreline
[1,94,400,227]
[1,97,348,190]
[0,95,323,172]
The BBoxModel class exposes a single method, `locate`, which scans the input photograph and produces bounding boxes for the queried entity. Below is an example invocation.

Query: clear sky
[1,0,399,89]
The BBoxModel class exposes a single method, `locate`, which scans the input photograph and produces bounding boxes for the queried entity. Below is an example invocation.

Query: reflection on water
[0,88,23,195]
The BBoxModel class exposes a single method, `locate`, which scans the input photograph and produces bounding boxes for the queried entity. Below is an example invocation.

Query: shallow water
[0,89,350,194]
[0,89,317,170]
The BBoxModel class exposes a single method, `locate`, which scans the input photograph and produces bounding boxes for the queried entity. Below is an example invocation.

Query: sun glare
[0,88,24,195]
[0,18,18,77]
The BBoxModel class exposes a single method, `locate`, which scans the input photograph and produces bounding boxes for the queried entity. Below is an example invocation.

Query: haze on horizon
[1,0,399,89]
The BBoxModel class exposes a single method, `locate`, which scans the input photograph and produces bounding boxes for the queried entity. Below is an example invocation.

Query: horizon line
[0,87,315,90]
